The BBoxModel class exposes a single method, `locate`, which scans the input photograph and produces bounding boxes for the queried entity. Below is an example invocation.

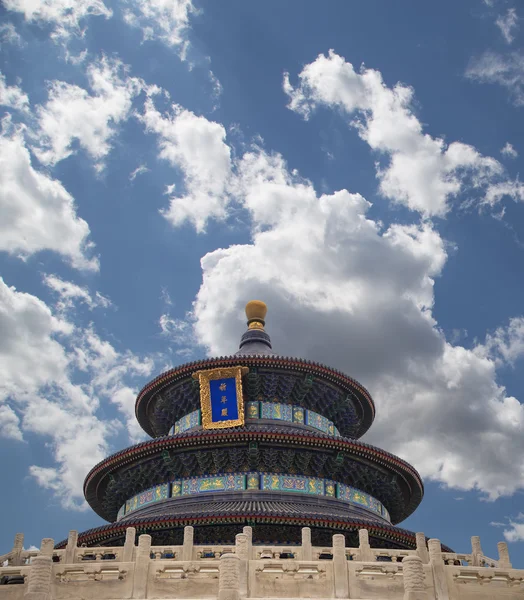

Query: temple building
[1,301,523,599]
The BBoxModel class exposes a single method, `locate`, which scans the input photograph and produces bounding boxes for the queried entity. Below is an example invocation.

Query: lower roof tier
[135,355,375,439]
[54,497,451,551]
[117,474,391,523]
[84,425,423,524]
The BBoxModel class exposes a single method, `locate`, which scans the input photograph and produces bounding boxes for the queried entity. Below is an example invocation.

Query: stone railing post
[236,533,248,597]
[332,534,349,599]
[416,532,429,564]
[11,533,24,566]
[243,526,253,560]
[301,527,312,561]
[403,555,428,600]
[132,534,151,599]
[497,541,512,568]
[39,538,54,558]
[428,539,449,600]
[470,536,483,566]
[24,539,54,600]
[219,553,240,600]
[123,527,136,563]
[64,530,78,564]
[182,526,194,561]
[357,529,374,562]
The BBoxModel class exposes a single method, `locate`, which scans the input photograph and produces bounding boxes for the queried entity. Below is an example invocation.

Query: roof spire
[236,300,274,355]
[245,300,267,330]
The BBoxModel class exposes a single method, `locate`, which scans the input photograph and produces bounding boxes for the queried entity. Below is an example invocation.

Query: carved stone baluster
[497,541,512,569]
[11,532,24,566]
[243,526,253,560]
[123,527,136,563]
[428,539,449,600]
[357,529,373,562]
[301,527,312,561]
[236,533,248,597]
[416,532,429,564]
[24,538,54,600]
[470,536,483,567]
[333,534,349,599]
[219,553,240,600]
[183,526,194,561]
[403,554,428,600]
[65,530,78,564]
[132,534,151,599]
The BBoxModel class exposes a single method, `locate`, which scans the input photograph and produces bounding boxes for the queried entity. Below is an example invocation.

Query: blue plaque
[193,366,248,429]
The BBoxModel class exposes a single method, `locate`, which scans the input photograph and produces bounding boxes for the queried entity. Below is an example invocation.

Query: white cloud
[490,521,506,527]
[71,326,154,443]
[0,405,23,441]
[159,313,197,357]
[44,274,111,313]
[0,72,29,112]
[496,8,518,44]
[503,515,524,542]
[129,164,150,181]
[160,287,173,306]
[0,23,23,47]
[284,51,504,217]
[0,277,154,508]
[122,0,197,57]
[33,56,145,170]
[466,51,524,106]
[2,0,112,41]
[484,180,524,206]
[501,142,518,158]
[0,124,98,271]
[140,98,232,232]
[209,70,223,109]
[479,317,524,366]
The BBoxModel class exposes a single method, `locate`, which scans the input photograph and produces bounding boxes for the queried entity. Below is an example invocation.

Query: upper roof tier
[135,301,375,439]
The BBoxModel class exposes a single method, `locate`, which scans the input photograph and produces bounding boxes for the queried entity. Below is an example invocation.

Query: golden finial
[245,300,267,330]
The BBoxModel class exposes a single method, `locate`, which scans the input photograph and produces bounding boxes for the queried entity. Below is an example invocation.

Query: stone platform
[1,526,522,599]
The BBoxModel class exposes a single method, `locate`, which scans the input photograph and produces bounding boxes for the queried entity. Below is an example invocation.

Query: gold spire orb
[246,300,267,330]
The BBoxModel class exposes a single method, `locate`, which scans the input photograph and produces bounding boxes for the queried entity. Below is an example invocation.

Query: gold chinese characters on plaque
[192,366,248,430]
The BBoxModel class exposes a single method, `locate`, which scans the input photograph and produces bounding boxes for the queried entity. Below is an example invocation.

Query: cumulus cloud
[284,51,504,217]
[2,0,112,41]
[152,133,524,500]
[0,277,153,508]
[122,0,197,57]
[501,142,518,158]
[496,8,518,44]
[33,56,145,170]
[0,124,98,270]
[140,98,232,231]
[0,405,23,441]
[0,72,29,112]
[467,51,524,106]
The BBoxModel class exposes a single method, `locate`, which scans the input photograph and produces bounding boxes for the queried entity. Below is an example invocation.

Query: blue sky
[2,0,524,564]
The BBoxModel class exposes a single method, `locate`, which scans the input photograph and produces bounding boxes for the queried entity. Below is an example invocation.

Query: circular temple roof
[77,301,440,553]
[84,425,423,524]
[135,356,375,439]
[55,503,451,551]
